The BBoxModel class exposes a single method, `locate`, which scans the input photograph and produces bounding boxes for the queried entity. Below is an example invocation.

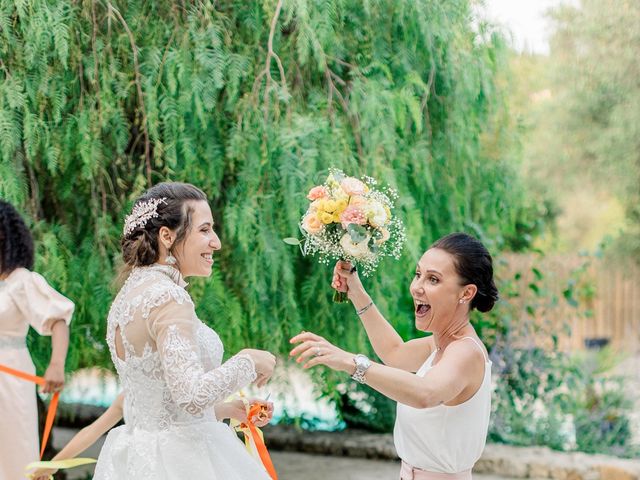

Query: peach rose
[307,186,328,201]
[302,214,324,234]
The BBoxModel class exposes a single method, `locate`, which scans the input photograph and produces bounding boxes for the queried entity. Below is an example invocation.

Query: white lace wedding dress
[93,264,270,479]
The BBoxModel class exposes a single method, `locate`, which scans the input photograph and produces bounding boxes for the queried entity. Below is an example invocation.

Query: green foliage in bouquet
[1,0,542,404]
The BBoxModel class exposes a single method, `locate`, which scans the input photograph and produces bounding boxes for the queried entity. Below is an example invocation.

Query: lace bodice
[106,264,256,431]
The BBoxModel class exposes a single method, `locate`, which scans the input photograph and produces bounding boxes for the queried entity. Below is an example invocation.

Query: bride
[31,182,276,480]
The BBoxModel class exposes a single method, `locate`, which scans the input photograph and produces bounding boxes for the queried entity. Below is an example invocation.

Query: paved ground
[271,451,516,480]
[52,427,517,479]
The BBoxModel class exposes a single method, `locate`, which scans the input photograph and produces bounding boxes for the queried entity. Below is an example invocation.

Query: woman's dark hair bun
[431,232,498,313]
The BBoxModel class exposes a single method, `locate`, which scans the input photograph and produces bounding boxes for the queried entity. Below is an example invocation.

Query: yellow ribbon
[25,458,97,479]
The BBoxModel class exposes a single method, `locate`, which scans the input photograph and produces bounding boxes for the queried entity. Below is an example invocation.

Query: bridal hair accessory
[123,197,167,236]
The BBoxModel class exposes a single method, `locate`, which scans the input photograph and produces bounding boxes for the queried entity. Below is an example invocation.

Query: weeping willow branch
[323,62,363,159]
[0,58,10,78]
[251,0,288,120]
[90,0,102,122]
[107,2,152,185]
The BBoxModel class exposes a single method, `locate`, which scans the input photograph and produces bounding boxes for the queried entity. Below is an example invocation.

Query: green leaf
[368,237,379,254]
[347,224,367,243]
[283,237,302,246]
[532,267,543,280]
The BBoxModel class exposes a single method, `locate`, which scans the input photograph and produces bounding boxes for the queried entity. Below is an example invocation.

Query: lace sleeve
[149,301,257,416]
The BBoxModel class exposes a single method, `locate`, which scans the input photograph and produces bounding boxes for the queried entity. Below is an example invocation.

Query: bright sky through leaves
[483,0,577,55]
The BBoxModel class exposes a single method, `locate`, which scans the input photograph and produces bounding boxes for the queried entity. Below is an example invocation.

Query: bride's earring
[166,250,177,265]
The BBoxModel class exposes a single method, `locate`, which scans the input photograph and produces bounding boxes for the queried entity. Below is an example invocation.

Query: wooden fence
[498,254,640,353]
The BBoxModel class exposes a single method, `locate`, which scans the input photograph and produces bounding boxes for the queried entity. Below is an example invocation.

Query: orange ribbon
[0,363,59,459]
[235,401,278,480]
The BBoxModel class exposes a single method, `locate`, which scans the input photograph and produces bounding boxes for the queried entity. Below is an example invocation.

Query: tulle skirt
[94,420,270,480]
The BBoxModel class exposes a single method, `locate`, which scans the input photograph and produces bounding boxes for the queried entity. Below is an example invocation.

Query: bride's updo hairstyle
[120,182,207,272]
[431,232,499,313]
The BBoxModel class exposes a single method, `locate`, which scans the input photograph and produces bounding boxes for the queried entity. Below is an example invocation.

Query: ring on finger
[315,347,322,356]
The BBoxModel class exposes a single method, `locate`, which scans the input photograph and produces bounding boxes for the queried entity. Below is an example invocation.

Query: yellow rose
[335,198,348,214]
[324,200,338,213]
[320,211,335,224]
[312,199,327,212]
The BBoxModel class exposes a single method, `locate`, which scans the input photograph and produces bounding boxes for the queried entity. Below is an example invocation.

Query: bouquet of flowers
[285,169,406,302]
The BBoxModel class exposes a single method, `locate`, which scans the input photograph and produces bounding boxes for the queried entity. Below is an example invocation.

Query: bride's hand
[225,398,274,427]
[332,261,367,301]
[240,349,276,387]
[289,332,354,373]
[28,467,56,480]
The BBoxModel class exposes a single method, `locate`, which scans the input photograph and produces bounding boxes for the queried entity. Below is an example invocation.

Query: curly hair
[0,200,34,275]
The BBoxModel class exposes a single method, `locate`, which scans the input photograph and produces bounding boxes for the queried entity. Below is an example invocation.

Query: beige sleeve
[148,301,257,416]
[10,270,74,335]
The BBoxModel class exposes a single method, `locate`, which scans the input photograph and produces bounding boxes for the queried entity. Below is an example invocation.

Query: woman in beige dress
[0,200,74,480]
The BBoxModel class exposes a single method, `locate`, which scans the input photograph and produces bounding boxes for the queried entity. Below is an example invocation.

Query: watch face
[355,355,370,369]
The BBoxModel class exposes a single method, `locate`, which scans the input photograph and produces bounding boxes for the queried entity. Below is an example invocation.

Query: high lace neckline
[145,263,188,288]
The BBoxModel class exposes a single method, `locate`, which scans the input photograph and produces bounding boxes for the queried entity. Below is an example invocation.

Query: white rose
[339,233,372,259]
[367,201,388,227]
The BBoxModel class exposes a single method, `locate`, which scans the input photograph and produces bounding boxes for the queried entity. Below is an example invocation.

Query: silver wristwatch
[351,354,371,384]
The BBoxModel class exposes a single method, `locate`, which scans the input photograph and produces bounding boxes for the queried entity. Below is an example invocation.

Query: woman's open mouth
[201,253,213,264]
[415,303,431,318]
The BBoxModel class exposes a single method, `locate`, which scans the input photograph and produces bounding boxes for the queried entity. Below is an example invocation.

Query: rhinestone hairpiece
[123,197,167,237]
